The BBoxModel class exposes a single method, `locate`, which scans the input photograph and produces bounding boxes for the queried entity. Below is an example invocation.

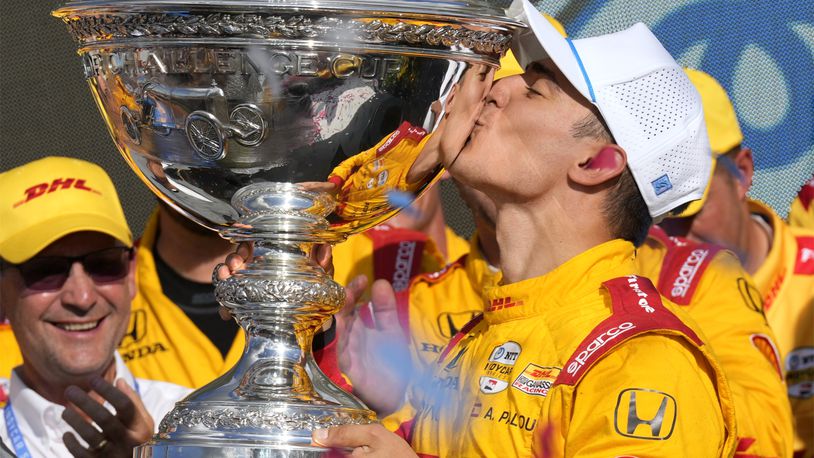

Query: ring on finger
[91,438,109,452]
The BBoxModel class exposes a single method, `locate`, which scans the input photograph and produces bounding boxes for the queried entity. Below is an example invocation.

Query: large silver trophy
[54,1,519,455]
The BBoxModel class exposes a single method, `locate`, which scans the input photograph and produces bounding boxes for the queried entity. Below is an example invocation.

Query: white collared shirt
[0,353,191,457]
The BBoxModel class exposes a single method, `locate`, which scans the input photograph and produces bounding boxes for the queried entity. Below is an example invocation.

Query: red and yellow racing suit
[396,235,498,369]
[789,175,814,230]
[405,240,736,457]
[750,200,814,457]
[640,226,793,457]
[332,223,468,296]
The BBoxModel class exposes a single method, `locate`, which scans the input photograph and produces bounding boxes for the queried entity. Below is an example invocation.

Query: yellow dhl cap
[0,156,132,264]
[495,13,566,81]
[669,68,744,218]
[685,68,744,155]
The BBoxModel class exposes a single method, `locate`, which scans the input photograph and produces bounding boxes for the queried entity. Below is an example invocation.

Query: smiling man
[0,157,189,458]
[311,1,737,456]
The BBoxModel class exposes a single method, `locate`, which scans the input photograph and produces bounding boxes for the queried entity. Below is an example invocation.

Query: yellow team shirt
[121,211,244,388]
[408,240,736,457]
[750,200,814,457]
[639,226,793,458]
[789,175,814,230]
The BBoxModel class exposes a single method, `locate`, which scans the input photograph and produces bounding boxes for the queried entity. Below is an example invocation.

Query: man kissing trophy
[53,0,520,455]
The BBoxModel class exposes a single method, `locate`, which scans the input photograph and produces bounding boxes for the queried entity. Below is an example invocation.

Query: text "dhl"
[14,178,98,208]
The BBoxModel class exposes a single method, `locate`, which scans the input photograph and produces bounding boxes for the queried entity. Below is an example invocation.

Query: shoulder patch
[555,275,703,387]
[376,121,427,156]
[657,239,721,305]
[794,236,814,275]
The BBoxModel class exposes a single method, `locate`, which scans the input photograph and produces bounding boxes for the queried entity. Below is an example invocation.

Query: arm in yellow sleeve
[548,334,733,458]
[690,251,792,457]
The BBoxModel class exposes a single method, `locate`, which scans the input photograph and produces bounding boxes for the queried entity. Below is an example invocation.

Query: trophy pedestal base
[135,443,340,457]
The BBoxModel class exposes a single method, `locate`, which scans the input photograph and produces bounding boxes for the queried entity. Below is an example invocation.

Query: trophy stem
[137,193,375,457]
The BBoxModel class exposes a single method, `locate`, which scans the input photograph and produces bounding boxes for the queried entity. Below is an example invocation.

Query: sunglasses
[4,246,134,292]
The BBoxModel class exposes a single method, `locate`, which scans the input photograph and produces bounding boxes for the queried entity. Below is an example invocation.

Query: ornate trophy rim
[52,0,521,23]
[52,0,523,58]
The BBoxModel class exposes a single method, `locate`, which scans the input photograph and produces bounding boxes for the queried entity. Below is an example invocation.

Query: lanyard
[3,400,31,458]
[3,379,141,458]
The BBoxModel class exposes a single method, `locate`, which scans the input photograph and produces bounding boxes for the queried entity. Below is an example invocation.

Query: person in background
[661,69,814,458]
[0,157,191,457]
[633,68,793,457]
[789,174,814,230]
[119,201,243,389]
[124,201,352,392]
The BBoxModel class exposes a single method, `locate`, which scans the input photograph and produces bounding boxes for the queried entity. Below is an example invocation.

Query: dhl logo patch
[13,177,99,208]
[487,296,524,312]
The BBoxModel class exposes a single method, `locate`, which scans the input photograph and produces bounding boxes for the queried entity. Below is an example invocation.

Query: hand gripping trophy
[53,1,520,455]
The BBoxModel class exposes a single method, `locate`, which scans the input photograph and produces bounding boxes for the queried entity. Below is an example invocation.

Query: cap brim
[0,213,132,264]
[510,0,592,101]
[667,159,715,219]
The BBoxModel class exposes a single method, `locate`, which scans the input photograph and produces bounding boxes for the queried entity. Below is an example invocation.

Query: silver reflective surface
[54,1,520,455]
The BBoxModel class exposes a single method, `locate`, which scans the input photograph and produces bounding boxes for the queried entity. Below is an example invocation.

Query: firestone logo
[626,276,655,313]
[671,249,709,298]
[567,322,635,376]
[13,178,99,208]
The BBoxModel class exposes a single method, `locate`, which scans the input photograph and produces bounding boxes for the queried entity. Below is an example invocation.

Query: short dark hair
[571,112,652,247]
[602,168,652,246]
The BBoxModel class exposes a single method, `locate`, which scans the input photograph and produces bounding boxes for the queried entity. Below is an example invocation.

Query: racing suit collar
[466,233,502,295]
[482,239,637,324]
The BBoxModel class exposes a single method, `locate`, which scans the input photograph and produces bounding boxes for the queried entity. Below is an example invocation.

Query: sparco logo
[13,178,98,208]
[671,249,709,298]
[627,276,655,313]
[377,130,402,154]
[567,322,635,376]
[391,241,417,292]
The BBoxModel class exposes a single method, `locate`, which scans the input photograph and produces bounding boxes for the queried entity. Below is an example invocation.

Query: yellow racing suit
[749,200,814,457]
[119,211,244,388]
[789,175,814,230]
[396,235,498,369]
[640,226,793,457]
[406,240,736,457]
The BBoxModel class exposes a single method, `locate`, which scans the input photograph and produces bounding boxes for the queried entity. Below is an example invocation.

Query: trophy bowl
[53,1,521,456]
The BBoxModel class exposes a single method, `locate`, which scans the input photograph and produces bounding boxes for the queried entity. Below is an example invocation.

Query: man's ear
[569,144,627,187]
[732,147,754,198]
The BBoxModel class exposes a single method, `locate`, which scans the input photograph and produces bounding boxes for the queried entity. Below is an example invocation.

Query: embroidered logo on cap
[651,175,673,196]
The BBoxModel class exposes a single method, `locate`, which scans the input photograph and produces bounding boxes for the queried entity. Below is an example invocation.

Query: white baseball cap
[508,0,712,219]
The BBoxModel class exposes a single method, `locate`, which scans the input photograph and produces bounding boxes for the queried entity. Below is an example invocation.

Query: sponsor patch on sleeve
[511,364,560,397]
[614,388,677,440]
